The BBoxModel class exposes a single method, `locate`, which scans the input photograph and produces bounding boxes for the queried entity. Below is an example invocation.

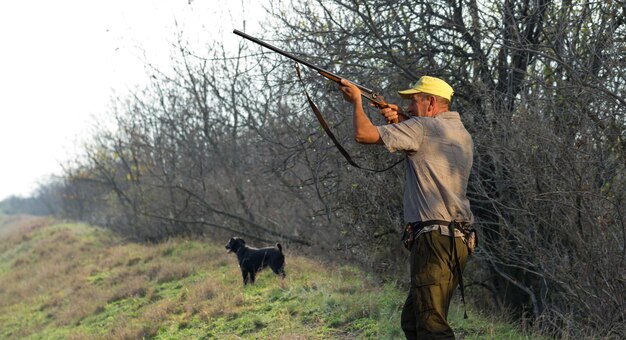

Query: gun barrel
[233,29,375,94]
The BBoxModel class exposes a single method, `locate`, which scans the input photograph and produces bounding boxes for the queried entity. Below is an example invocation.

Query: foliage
[0,195,52,216]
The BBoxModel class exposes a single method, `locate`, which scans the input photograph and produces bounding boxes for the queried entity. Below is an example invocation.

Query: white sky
[0,0,266,200]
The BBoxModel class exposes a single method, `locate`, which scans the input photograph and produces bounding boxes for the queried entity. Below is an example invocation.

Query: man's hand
[339,79,382,144]
[339,79,362,104]
[380,104,402,123]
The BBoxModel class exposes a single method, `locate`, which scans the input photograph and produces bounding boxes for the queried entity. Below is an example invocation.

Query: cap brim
[398,89,419,99]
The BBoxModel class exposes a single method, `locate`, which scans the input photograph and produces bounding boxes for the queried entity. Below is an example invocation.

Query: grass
[0,216,537,339]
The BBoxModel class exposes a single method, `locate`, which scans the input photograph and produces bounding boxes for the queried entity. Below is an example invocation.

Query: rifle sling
[294,63,403,173]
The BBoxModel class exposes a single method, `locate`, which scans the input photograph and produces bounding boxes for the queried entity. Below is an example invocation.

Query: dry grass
[0,219,280,337]
[142,298,178,325]
[108,275,151,303]
[188,277,218,302]
[110,318,153,340]
[199,289,245,321]
[0,217,533,339]
[1,218,384,337]
[153,261,195,283]
[55,284,111,326]
[0,215,50,240]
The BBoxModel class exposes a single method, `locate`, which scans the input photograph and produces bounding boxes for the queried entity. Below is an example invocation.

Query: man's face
[407,93,432,117]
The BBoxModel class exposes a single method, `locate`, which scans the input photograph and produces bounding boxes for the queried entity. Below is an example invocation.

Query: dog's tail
[276,243,283,254]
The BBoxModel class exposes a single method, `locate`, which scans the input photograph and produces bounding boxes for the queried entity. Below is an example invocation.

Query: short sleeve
[376,118,424,153]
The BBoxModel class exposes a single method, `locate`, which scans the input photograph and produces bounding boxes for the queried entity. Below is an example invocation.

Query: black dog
[225,237,286,285]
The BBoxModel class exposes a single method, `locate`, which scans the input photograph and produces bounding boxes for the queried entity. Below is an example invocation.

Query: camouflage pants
[401,230,469,340]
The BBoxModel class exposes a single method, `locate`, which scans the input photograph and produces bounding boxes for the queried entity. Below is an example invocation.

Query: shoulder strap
[294,63,403,173]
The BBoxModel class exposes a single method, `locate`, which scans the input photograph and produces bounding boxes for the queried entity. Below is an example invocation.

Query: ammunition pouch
[401,223,418,250]
[460,226,478,256]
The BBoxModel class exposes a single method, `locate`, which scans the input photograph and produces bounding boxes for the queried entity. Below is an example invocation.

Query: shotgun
[233,29,397,122]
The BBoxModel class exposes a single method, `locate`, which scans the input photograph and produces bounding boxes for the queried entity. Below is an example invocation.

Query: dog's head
[225,237,246,253]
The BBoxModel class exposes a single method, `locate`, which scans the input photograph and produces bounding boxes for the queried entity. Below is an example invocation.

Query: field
[0,215,532,339]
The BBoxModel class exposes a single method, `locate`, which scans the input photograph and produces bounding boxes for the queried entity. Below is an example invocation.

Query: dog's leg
[250,271,256,284]
[242,270,249,285]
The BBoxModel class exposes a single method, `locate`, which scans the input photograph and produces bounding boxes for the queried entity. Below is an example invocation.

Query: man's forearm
[353,101,382,144]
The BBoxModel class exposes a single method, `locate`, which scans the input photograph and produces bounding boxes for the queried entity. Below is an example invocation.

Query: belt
[410,219,471,228]
[410,220,469,238]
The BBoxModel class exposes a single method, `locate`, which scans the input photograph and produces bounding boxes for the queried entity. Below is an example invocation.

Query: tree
[56,0,626,336]
[263,0,626,336]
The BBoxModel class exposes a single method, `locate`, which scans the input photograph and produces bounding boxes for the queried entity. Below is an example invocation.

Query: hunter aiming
[339,76,475,339]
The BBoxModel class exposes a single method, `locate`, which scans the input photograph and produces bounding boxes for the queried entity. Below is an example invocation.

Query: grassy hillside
[0,216,530,339]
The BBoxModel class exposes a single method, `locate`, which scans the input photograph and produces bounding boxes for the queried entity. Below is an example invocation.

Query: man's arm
[339,79,383,144]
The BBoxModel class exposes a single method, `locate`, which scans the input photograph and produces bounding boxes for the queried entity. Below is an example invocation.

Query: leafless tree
[262,0,626,337]
[55,0,625,337]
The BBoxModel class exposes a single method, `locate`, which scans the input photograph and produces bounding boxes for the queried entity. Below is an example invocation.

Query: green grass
[0,216,536,339]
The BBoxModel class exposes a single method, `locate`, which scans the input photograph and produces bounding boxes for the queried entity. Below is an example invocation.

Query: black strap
[412,220,450,228]
[449,220,468,319]
[294,63,403,173]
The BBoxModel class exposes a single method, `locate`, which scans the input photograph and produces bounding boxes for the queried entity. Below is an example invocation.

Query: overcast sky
[0,0,266,200]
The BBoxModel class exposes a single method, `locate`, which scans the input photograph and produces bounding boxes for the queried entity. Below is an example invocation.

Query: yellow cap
[398,76,454,101]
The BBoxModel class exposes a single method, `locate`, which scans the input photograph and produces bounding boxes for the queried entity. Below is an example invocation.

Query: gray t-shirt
[376,111,474,224]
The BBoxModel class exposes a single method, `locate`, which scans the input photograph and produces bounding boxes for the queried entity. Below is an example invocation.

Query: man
[339,76,474,339]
